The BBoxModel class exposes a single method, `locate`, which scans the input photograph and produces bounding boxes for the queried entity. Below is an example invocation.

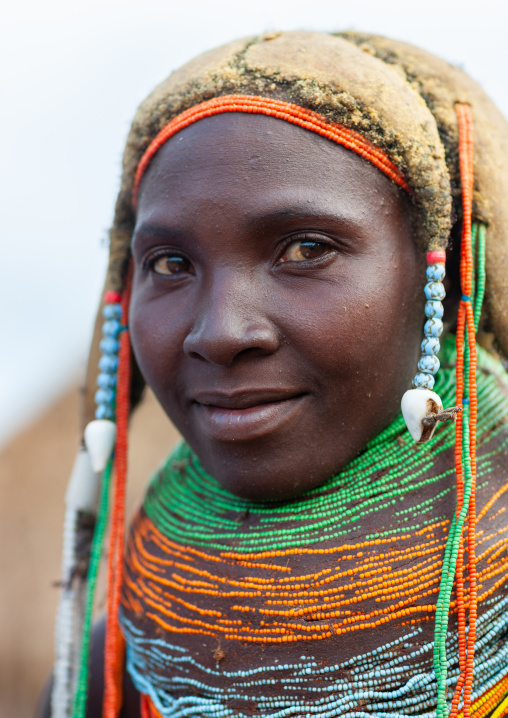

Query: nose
[183,270,280,365]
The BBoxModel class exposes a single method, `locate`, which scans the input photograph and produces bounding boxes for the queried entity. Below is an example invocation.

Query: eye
[278,238,335,264]
[149,253,194,277]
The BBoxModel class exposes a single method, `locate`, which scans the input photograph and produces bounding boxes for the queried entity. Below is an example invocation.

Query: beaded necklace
[121,337,508,718]
[141,341,502,557]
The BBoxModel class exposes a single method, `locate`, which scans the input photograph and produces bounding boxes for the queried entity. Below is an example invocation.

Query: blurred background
[2,0,508,715]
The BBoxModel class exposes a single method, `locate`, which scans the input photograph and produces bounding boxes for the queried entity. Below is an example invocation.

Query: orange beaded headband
[131,94,411,209]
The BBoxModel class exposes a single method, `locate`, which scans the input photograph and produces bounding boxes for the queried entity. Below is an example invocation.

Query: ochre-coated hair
[83,30,508,426]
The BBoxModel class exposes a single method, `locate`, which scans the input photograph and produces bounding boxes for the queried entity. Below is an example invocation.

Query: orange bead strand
[103,265,133,718]
[131,95,411,209]
[449,103,478,718]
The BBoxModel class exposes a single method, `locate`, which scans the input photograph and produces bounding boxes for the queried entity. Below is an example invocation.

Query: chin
[196,446,338,503]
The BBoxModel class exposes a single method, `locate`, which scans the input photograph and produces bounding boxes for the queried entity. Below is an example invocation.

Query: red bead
[426,250,446,264]
[104,290,122,304]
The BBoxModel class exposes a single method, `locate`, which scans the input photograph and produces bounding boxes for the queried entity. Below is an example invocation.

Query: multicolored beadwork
[120,338,508,718]
[71,288,127,718]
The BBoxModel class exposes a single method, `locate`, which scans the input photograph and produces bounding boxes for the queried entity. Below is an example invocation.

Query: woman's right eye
[149,253,194,277]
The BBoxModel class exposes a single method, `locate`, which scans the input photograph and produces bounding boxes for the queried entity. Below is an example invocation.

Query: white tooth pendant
[402,250,447,442]
[83,290,122,472]
[84,419,117,473]
[401,389,443,443]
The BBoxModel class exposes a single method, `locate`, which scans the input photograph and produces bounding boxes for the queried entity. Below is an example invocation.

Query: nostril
[183,322,280,366]
[187,349,208,361]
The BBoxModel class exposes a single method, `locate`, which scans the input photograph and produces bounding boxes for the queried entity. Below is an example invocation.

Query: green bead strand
[144,341,508,560]
[73,459,113,718]
[474,225,487,332]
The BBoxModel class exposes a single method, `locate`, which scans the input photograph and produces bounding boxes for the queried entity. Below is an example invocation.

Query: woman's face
[130,113,424,500]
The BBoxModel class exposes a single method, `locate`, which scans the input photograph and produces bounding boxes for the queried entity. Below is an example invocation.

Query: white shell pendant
[84,419,117,473]
[65,448,100,512]
[401,389,443,443]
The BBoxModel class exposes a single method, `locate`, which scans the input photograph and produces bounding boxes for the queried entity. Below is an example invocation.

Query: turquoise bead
[424,318,443,338]
[102,303,122,320]
[412,372,435,389]
[102,319,122,338]
[418,355,440,375]
[99,337,120,355]
[424,300,444,319]
[424,281,445,301]
[95,388,115,405]
[98,355,118,374]
[95,404,115,420]
[421,337,440,355]
[97,372,116,389]
[426,263,446,282]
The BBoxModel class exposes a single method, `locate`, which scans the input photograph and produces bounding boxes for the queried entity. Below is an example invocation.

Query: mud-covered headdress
[51,31,508,718]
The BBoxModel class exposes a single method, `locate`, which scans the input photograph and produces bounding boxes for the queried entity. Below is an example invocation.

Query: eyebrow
[132,223,189,245]
[242,205,366,236]
[132,204,366,246]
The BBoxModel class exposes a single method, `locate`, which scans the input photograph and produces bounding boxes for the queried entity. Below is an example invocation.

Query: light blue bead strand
[424,282,446,301]
[409,261,445,403]
[426,263,446,282]
[424,301,444,319]
[421,337,440,356]
[93,298,122,424]
[418,355,440,375]
[424,318,443,338]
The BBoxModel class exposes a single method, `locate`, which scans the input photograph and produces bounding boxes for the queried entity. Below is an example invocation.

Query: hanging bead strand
[103,272,132,718]
[71,289,124,718]
[51,291,121,718]
[84,291,122,473]
[414,251,446,391]
[95,292,122,421]
[456,101,478,718]
[401,250,446,443]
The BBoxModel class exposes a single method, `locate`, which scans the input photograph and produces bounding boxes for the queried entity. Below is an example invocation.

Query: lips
[191,389,307,442]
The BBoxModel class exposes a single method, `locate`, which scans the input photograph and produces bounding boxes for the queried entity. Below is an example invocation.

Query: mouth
[191,389,308,442]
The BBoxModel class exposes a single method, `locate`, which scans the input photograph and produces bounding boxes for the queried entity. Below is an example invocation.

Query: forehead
[135,112,408,223]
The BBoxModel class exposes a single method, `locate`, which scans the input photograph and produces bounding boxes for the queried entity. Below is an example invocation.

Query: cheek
[346,256,424,391]
[284,256,424,396]
[356,263,423,346]
[129,288,185,402]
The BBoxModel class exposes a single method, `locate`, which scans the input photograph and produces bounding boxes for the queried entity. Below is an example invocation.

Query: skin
[130,112,425,501]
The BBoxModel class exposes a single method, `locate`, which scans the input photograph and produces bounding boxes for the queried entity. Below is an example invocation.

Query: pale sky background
[1,0,508,448]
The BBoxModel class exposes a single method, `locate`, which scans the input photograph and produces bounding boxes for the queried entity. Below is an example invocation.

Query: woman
[45,30,508,718]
